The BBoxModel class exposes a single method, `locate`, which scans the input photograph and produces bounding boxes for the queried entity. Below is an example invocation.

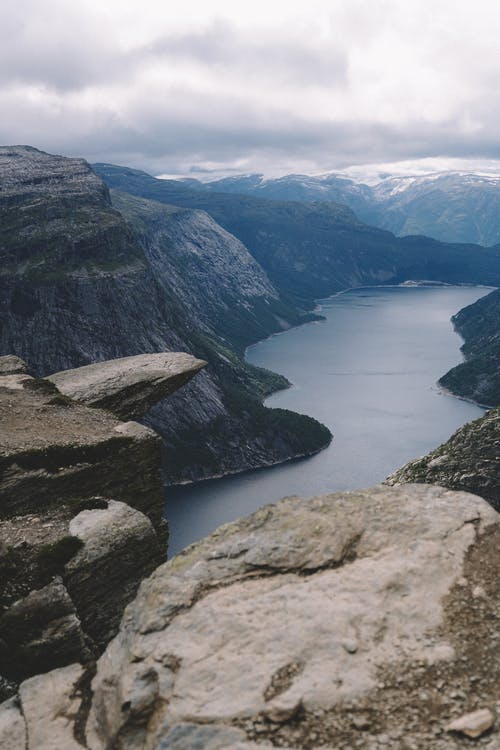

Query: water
[166,286,490,555]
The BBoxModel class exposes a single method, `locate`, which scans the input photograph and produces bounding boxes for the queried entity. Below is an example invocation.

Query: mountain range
[93,164,500,305]
[177,169,500,247]
[3,146,500,485]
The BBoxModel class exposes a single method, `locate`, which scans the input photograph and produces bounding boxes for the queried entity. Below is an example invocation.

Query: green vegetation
[439,288,500,406]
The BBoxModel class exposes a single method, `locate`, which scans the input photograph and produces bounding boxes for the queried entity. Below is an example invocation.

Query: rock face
[109,189,330,483]
[47,352,206,420]
[94,162,500,303]
[387,407,500,512]
[0,368,164,522]
[80,484,499,750]
[0,145,330,484]
[439,287,500,407]
[0,352,203,692]
[19,664,85,750]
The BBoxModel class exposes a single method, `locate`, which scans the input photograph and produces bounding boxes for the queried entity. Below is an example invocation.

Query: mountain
[439,287,500,406]
[371,172,500,246]
[176,170,500,247]
[0,146,330,483]
[94,163,500,303]
[188,171,376,222]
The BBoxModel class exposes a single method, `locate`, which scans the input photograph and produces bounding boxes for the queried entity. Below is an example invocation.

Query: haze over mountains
[181,169,500,247]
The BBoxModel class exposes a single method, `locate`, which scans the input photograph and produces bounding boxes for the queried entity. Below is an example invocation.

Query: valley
[166,284,488,553]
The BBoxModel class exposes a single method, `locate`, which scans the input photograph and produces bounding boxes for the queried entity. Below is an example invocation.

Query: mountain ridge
[167,168,500,247]
[93,162,500,304]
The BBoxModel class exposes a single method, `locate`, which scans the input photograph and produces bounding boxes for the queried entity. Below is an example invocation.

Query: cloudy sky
[2,0,500,179]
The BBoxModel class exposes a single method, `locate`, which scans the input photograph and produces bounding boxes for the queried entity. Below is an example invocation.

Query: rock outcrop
[0,352,204,694]
[10,483,496,749]
[0,145,330,484]
[47,352,206,420]
[387,407,500,512]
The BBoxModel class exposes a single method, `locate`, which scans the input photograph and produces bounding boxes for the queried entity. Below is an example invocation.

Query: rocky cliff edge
[0,351,204,696]
[2,483,498,750]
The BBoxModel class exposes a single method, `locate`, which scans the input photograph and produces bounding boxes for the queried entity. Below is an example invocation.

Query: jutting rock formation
[0,145,330,484]
[0,352,204,696]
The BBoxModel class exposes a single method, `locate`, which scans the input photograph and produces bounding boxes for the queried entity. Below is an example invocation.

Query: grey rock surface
[152,723,277,749]
[387,407,500,511]
[0,697,26,750]
[19,663,85,750]
[0,366,163,525]
[65,500,162,647]
[0,355,27,375]
[84,484,499,750]
[0,352,201,689]
[47,352,206,419]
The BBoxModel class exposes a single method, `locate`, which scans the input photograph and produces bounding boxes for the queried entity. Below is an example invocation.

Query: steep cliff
[94,163,500,303]
[0,353,203,696]
[439,287,500,406]
[0,146,330,483]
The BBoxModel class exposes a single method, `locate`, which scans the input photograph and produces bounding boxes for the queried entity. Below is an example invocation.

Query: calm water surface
[166,286,490,555]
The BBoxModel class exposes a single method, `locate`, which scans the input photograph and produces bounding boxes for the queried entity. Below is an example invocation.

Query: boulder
[47,352,206,420]
[65,500,162,647]
[84,484,499,750]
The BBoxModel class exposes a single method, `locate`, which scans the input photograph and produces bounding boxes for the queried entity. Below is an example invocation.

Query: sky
[2,0,500,180]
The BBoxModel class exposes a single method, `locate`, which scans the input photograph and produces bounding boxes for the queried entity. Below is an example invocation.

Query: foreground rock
[0,369,163,523]
[47,352,206,420]
[387,407,500,512]
[0,353,204,692]
[76,484,498,749]
[446,709,495,739]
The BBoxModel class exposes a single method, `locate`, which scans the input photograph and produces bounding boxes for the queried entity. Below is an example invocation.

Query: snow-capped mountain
[181,170,500,246]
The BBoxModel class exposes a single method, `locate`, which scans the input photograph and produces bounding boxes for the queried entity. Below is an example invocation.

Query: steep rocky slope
[4,484,498,749]
[0,146,330,483]
[94,163,500,304]
[0,352,202,696]
[387,407,500,511]
[107,189,330,482]
[439,288,500,406]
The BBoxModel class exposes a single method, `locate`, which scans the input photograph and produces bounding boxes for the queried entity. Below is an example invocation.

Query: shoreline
[165,439,330,489]
[167,282,495,489]
[435,382,493,411]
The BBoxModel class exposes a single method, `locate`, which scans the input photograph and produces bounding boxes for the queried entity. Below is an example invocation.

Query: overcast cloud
[2,0,500,178]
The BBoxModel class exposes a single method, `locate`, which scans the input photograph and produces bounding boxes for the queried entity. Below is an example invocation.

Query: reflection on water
[165,286,490,555]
